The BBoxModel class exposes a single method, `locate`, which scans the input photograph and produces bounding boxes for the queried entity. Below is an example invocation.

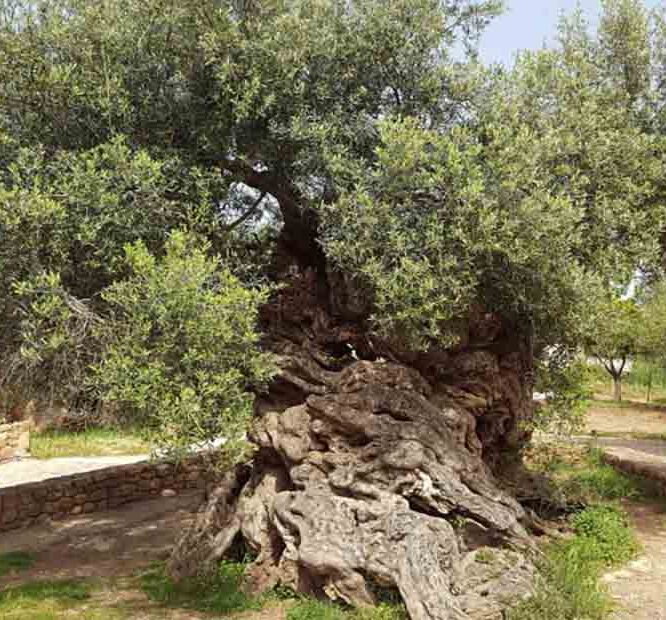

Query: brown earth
[586,401,666,437]
[0,492,289,619]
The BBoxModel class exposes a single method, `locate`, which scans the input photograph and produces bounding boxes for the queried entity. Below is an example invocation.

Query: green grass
[141,561,264,615]
[142,562,406,620]
[537,446,650,505]
[286,599,407,620]
[507,505,639,620]
[0,552,36,577]
[30,427,150,459]
[0,578,117,620]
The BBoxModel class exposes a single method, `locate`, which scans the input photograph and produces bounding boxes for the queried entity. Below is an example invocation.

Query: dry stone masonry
[0,457,216,532]
[0,421,30,462]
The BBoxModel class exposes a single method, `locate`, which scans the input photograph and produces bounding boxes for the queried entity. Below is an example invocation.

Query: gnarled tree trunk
[169,246,537,619]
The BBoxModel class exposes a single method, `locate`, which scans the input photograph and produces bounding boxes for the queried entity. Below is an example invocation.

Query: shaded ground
[0,493,198,587]
[0,492,289,619]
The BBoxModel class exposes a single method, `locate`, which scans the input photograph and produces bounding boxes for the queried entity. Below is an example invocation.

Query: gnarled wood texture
[170,265,536,620]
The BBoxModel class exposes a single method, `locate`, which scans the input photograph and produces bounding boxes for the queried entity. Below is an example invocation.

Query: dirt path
[586,401,666,437]
[0,492,200,587]
[576,401,666,619]
[603,500,666,619]
[0,491,290,619]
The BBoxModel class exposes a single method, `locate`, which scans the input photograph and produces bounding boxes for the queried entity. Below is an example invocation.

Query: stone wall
[0,457,217,532]
[0,421,30,462]
[603,447,666,497]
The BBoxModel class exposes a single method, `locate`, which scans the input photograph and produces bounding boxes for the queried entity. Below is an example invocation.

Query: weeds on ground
[0,551,35,577]
[508,504,639,620]
[0,578,116,620]
[526,444,648,505]
[142,562,406,620]
[30,427,149,458]
[286,599,407,620]
[141,561,264,615]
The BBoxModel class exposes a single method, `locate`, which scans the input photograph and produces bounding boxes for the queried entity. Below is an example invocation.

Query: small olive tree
[586,297,642,401]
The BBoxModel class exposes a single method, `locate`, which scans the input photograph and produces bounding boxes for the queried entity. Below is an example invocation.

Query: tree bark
[169,245,538,619]
[613,376,622,402]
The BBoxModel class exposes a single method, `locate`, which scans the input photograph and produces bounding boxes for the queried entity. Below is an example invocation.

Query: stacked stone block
[0,421,30,462]
[0,458,216,531]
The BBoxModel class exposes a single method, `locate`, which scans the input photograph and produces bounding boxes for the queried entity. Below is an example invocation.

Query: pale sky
[479,0,663,66]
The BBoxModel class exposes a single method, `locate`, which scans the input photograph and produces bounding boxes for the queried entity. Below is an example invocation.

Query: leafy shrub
[93,231,275,459]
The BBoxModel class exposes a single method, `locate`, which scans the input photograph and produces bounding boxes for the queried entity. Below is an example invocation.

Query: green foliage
[508,505,639,620]
[93,231,275,458]
[286,600,407,620]
[0,551,35,577]
[585,297,642,380]
[533,354,592,435]
[141,562,263,615]
[320,0,665,350]
[1,0,665,458]
[572,505,640,566]
[553,447,645,505]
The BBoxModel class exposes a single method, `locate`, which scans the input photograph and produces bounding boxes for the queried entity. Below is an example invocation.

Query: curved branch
[223,191,267,232]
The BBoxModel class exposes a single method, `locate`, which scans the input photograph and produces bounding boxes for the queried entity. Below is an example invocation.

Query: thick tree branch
[223,191,267,232]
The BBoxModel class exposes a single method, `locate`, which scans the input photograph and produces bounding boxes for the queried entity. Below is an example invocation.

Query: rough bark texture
[169,263,537,619]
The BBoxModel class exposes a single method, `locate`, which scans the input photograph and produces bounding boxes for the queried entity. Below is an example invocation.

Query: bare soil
[0,492,289,619]
[586,401,666,437]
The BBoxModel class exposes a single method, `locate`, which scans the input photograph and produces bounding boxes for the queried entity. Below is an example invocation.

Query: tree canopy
[1,0,665,449]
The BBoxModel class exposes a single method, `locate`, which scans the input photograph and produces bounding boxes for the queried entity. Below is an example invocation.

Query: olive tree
[1,1,665,618]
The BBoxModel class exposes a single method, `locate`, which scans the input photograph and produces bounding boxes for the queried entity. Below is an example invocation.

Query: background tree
[586,298,642,402]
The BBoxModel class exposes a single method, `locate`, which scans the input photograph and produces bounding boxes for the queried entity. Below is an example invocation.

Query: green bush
[92,231,275,459]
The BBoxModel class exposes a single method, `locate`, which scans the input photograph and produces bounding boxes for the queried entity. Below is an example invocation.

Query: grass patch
[507,504,639,620]
[0,552,36,577]
[286,599,407,620]
[141,561,263,615]
[30,427,150,459]
[141,562,406,620]
[0,578,108,620]
[527,444,650,505]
